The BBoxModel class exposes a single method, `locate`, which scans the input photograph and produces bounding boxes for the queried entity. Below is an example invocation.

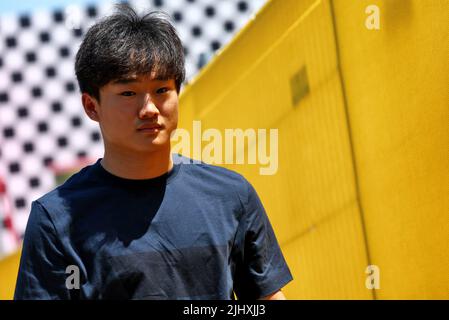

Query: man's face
[87,73,179,154]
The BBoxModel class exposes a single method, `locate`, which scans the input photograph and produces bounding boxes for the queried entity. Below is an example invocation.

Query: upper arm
[232,178,293,300]
[14,201,71,300]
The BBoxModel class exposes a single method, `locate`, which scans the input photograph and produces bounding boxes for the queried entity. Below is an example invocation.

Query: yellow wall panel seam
[329,0,376,300]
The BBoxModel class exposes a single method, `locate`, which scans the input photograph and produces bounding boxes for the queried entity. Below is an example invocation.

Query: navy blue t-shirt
[14,154,293,300]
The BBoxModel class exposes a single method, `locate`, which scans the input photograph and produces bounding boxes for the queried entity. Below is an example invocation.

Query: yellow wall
[1,0,448,300]
[178,0,449,299]
[333,0,449,299]
[0,251,20,299]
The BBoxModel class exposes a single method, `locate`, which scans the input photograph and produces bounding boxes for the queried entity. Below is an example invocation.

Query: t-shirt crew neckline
[93,155,182,187]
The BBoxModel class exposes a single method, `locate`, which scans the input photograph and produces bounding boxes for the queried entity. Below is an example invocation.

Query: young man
[14,4,293,300]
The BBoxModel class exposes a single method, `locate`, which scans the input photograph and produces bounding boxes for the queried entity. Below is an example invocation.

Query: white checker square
[0,105,17,124]
[21,155,42,176]
[49,114,70,135]
[54,149,75,165]
[1,140,22,162]
[33,9,53,31]
[35,135,57,155]
[70,130,89,149]
[28,100,51,120]
[0,14,20,36]
[18,29,40,50]
[43,80,65,101]
[51,25,72,46]
[23,65,45,85]
[7,176,27,196]
[38,45,59,66]
[58,60,75,80]
[3,50,25,70]
[14,121,37,142]
[10,85,32,106]
[12,211,30,239]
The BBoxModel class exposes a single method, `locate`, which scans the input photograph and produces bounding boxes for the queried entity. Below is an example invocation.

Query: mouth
[137,124,163,134]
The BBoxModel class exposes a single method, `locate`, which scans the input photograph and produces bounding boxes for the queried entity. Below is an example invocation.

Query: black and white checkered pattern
[0,0,266,257]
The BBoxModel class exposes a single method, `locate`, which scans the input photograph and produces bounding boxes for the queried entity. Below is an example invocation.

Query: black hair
[75,3,185,101]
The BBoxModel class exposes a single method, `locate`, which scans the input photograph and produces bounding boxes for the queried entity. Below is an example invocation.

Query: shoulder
[35,161,99,219]
[176,155,251,191]
[176,156,266,217]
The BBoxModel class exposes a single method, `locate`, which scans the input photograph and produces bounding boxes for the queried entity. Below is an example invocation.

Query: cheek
[98,104,137,138]
[101,99,135,122]
[161,99,178,122]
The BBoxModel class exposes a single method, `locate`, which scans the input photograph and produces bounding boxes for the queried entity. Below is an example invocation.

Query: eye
[119,91,136,96]
[156,87,169,94]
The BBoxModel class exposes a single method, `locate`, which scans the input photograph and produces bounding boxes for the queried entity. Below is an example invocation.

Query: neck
[100,145,173,180]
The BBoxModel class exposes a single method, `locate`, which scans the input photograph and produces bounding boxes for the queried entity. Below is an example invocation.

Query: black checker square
[43,156,54,167]
[19,15,31,28]
[6,36,17,48]
[87,5,98,17]
[57,136,69,147]
[9,162,21,174]
[46,66,57,77]
[25,51,37,63]
[39,31,51,43]
[53,10,64,23]
[65,81,76,92]
[51,101,63,112]
[37,121,49,133]
[3,127,15,138]
[11,71,23,83]
[0,92,9,102]
[71,116,82,128]
[31,86,42,97]
[91,131,101,142]
[23,142,35,153]
[15,198,26,209]
[73,28,83,38]
[29,177,41,188]
[77,150,87,159]
[205,6,215,17]
[59,46,70,58]
[17,107,29,118]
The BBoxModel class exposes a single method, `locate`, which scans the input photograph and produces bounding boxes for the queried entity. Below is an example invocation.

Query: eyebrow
[112,77,138,85]
[112,76,170,85]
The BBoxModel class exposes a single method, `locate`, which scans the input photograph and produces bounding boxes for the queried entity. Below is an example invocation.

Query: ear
[81,93,100,122]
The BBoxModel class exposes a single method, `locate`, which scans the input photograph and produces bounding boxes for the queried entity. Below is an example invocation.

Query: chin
[136,139,170,153]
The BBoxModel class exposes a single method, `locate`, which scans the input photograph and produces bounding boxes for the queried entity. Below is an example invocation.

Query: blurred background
[0,0,448,299]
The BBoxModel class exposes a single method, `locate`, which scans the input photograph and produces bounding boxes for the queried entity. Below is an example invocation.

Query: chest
[70,194,241,299]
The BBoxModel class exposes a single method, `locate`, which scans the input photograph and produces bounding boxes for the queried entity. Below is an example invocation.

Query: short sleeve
[14,201,72,300]
[232,179,293,300]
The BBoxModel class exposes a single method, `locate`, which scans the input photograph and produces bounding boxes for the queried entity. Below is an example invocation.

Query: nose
[138,94,159,119]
